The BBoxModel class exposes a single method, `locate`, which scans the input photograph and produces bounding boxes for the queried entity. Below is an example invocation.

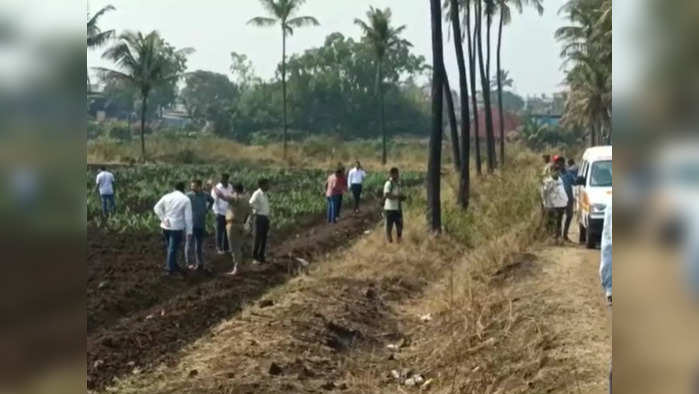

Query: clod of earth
[269,362,283,375]
[390,370,401,380]
[188,369,198,378]
[259,299,274,308]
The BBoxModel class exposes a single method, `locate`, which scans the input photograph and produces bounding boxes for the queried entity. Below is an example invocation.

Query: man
[541,162,569,242]
[225,183,250,276]
[600,201,612,393]
[567,158,579,177]
[557,156,576,242]
[249,178,271,264]
[347,161,367,214]
[325,169,341,224]
[335,164,348,219]
[95,166,116,216]
[185,179,214,271]
[212,173,233,254]
[154,182,193,276]
[541,154,552,178]
[384,167,405,243]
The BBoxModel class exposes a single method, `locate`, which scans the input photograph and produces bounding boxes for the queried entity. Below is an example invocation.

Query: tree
[355,7,412,165]
[477,0,497,172]
[495,0,543,165]
[447,0,471,209]
[181,70,238,134]
[428,0,445,234]
[443,77,461,170]
[230,52,259,90]
[464,0,483,175]
[95,31,193,160]
[248,0,319,159]
[87,4,115,89]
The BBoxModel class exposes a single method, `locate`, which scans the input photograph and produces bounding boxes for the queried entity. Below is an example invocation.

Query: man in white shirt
[347,161,367,214]
[541,163,569,242]
[154,182,193,276]
[212,173,234,254]
[95,166,116,216]
[249,178,271,264]
[384,167,406,243]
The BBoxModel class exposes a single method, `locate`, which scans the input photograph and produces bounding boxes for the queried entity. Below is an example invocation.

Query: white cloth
[153,190,193,234]
[211,182,233,216]
[541,176,568,208]
[249,188,270,216]
[347,167,367,185]
[96,170,115,195]
[383,180,401,211]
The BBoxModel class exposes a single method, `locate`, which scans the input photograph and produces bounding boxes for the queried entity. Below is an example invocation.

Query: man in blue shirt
[556,157,576,242]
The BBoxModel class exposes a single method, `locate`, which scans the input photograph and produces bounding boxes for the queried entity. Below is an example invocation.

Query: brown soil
[87,210,378,391]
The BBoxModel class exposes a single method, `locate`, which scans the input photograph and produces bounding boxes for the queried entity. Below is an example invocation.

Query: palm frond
[247,16,278,27]
[286,15,320,28]
[87,5,115,30]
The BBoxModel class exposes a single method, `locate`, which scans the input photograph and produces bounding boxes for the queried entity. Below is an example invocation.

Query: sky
[86,0,569,98]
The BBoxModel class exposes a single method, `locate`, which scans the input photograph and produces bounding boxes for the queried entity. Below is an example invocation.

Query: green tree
[230,52,259,90]
[355,7,411,165]
[181,70,238,133]
[87,4,115,89]
[248,0,320,160]
[95,31,193,160]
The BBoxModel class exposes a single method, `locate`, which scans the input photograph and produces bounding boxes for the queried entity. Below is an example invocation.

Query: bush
[109,124,132,141]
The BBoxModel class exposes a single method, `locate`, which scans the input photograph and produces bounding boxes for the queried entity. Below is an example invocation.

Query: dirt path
[87,210,378,391]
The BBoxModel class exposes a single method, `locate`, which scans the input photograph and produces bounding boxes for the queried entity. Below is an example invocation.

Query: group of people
[540,154,579,242]
[152,174,271,277]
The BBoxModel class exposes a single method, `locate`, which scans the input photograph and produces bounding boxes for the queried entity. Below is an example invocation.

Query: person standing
[325,169,341,224]
[384,167,405,243]
[347,161,367,214]
[599,201,612,392]
[567,158,579,177]
[541,154,552,178]
[225,183,250,276]
[249,179,271,264]
[154,182,193,276]
[185,179,214,272]
[541,162,569,242]
[557,156,576,242]
[95,166,116,216]
[335,164,348,219]
[212,173,233,254]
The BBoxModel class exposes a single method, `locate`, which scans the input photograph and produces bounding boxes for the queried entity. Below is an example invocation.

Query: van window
[590,160,612,187]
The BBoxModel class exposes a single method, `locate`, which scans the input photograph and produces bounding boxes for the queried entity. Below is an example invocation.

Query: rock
[400,368,413,379]
[145,314,155,320]
[92,359,104,369]
[414,375,425,385]
[132,367,142,375]
[160,309,166,316]
[363,230,371,235]
[386,344,399,351]
[188,369,198,378]
[259,299,274,308]
[295,257,310,267]
[390,370,401,380]
[98,280,109,289]
[364,288,376,299]
[420,313,432,322]
[404,377,416,387]
[387,353,395,361]
[269,362,283,375]
[127,361,135,367]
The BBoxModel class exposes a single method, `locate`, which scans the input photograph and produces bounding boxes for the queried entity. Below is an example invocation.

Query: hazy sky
[86,0,569,97]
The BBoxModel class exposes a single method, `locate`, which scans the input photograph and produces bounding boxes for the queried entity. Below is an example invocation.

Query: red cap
[552,155,560,162]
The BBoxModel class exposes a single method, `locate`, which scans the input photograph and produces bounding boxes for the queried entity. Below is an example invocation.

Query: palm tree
[87,4,115,90]
[444,76,461,171]
[446,0,471,209]
[464,0,482,175]
[95,31,193,161]
[476,0,497,172]
[248,0,319,160]
[428,0,445,234]
[355,7,410,165]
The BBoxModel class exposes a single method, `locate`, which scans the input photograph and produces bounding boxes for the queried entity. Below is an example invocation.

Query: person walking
[383,167,405,243]
[541,162,569,242]
[185,179,214,272]
[212,173,233,254]
[335,164,348,219]
[347,161,367,214]
[249,179,271,264]
[225,183,250,276]
[95,166,116,216]
[154,182,193,276]
[557,156,576,242]
[325,169,341,224]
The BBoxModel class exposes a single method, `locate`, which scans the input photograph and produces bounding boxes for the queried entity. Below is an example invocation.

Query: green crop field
[87,165,422,233]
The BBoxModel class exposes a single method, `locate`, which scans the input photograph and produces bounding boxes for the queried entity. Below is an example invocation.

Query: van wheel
[579,224,587,243]
[586,232,596,249]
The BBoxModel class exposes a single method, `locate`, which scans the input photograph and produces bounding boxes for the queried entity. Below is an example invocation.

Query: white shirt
[249,189,270,216]
[541,177,569,208]
[348,167,367,185]
[211,182,233,216]
[96,170,115,195]
[383,180,401,211]
[154,190,193,234]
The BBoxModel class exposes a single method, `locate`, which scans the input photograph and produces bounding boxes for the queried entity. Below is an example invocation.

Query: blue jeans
[327,196,339,223]
[163,229,183,273]
[100,194,115,215]
[185,227,205,267]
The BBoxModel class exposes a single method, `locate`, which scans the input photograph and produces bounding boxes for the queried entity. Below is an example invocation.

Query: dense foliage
[87,165,423,233]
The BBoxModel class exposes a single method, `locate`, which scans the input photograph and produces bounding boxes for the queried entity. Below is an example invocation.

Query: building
[471,108,521,140]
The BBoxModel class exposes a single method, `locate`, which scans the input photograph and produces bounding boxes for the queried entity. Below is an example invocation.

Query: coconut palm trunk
[477,0,496,172]
[496,6,505,166]
[282,27,288,158]
[466,0,482,175]
[427,0,444,234]
[450,0,471,209]
[443,74,461,171]
[140,89,149,161]
[379,62,387,164]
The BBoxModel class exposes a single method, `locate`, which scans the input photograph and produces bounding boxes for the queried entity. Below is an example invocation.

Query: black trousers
[350,184,362,211]
[563,200,574,238]
[216,214,229,252]
[253,215,270,261]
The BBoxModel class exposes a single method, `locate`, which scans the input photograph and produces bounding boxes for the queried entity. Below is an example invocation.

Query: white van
[576,145,612,248]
